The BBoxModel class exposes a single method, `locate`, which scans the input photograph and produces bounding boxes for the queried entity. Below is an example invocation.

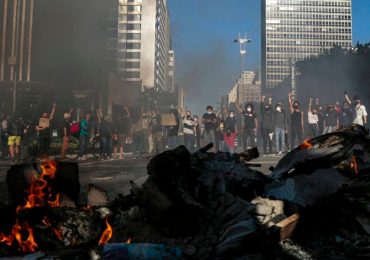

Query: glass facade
[262,0,352,89]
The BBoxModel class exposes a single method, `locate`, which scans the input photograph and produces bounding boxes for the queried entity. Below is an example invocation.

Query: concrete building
[261,0,352,89]
[167,50,175,92]
[236,71,261,105]
[117,0,171,91]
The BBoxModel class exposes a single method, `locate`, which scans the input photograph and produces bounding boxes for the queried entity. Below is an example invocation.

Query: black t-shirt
[291,111,302,129]
[116,117,130,134]
[99,120,113,137]
[62,120,71,137]
[38,118,51,139]
[150,115,162,134]
[325,110,338,126]
[224,117,236,133]
[243,111,257,129]
[202,113,217,131]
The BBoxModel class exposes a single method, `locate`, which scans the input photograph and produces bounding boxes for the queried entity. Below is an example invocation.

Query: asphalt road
[0,154,282,205]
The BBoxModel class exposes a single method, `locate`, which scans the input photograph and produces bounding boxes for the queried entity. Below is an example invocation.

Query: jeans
[38,137,50,157]
[203,129,216,146]
[243,128,255,150]
[184,134,195,152]
[167,135,177,150]
[79,135,88,157]
[134,131,145,155]
[275,127,285,153]
[308,124,319,139]
[101,136,112,158]
[261,128,273,154]
[291,127,303,150]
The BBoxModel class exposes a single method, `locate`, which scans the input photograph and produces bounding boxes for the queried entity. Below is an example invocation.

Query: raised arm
[235,102,243,113]
[96,109,102,123]
[260,96,265,114]
[309,98,312,112]
[288,93,293,113]
[49,103,56,120]
[344,91,352,105]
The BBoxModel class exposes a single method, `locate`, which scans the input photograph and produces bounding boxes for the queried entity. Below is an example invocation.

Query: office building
[261,0,352,89]
[117,0,172,91]
[167,50,175,92]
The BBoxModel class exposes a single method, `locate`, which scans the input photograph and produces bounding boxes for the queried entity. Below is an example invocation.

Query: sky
[167,0,370,115]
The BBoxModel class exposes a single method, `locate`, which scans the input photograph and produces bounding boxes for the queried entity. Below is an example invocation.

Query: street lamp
[234,33,251,75]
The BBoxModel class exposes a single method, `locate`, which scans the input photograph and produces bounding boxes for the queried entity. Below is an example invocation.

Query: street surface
[0,153,282,205]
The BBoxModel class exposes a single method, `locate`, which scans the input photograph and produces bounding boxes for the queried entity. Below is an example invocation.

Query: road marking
[91,177,114,181]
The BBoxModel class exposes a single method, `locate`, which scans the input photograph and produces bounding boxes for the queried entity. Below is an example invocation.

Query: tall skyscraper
[261,0,352,89]
[117,0,172,91]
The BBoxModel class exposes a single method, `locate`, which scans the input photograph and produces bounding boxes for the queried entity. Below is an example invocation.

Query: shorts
[117,134,128,147]
[8,136,21,146]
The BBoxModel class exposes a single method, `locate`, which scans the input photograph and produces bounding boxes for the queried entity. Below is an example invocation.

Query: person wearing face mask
[345,92,367,127]
[36,102,56,157]
[216,113,225,152]
[288,93,304,150]
[223,110,237,154]
[274,102,286,155]
[236,102,258,150]
[339,101,354,128]
[323,103,339,134]
[260,96,274,155]
[193,115,201,149]
[202,106,217,152]
[307,98,319,138]
[183,111,195,152]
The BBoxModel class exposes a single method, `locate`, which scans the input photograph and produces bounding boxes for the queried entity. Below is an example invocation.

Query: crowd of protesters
[0,91,368,162]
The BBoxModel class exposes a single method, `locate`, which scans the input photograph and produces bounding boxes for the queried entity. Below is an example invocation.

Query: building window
[125,62,140,68]
[124,71,140,78]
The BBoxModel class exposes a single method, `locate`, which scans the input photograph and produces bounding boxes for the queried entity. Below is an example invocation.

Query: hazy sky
[168,0,370,115]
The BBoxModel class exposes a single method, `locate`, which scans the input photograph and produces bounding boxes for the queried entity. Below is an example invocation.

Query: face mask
[276,107,281,112]
[230,114,234,118]
[207,111,212,114]
[194,118,198,122]
[247,108,252,112]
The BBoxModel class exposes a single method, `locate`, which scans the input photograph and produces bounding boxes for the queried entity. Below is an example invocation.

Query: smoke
[175,41,235,115]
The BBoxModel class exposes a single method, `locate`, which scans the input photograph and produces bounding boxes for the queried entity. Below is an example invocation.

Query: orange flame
[0,221,38,253]
[0,161,59,252]
[126,238,132,244]
[42,216,63,241]
[350,156,358,175]
[300,140,313,150]
[98,218,113,246]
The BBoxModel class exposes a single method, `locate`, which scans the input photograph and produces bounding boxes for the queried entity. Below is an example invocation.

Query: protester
[132,107,148,158]
[216,113,224,151]
[260,96,274,155]
[115,106,130,160]
[223,110,237,153]
[307,98,319,138]
[345,92,368,126]
[288,93,304,150]
[274,102,287,155]
[166,109,180,150]
[35,103,56,157]
[236,102,258,150]
[60,112,72,160]
[193,115,201,150]
[97,110,115,160]
[202,106,217,152]
[1,114,10,159]
[78,111,91,160]
[339,101,354,128]
[183,111,195,152]
[150,109,163,155]
[323,104,339,134]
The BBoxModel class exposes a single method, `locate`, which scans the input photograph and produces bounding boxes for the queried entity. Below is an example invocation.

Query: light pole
[12,0,21,113]
[234,33,251,77]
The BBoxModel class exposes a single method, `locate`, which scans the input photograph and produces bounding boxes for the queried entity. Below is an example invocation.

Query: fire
[0,160,60,252]
[126,238,132,244]
[99,218,113,246]
[300,139,313,150]
[350,156,358,175]
[0,221,38,253]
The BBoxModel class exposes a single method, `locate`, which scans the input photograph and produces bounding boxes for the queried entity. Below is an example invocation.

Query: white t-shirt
[354,104,368,126]
[307,111,319,124]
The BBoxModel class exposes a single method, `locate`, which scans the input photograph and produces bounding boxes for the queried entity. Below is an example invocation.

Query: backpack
[70,122,80,135]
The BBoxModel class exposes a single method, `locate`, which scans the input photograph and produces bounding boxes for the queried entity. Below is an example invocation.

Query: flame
[0,221,38,253]
[350,156,358,175]
[16,161,59,213]
[0,161,59,252]
[98,218,113,246]
[300,140,313,150]
[42,216,63,241]
[126,238,132,244]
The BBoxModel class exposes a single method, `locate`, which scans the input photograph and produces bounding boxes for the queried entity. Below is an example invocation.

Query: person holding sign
[36,103,56,157]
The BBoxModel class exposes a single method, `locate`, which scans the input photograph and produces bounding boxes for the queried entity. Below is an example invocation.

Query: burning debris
[0,124,369,259]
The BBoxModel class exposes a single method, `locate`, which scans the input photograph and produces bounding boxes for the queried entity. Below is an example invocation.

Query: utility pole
[235,33,251,77]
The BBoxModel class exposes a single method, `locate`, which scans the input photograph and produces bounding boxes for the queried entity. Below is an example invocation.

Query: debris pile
[0,124,369,259]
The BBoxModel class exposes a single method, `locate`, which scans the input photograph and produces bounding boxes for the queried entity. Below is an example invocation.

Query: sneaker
[278,151,283,155]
